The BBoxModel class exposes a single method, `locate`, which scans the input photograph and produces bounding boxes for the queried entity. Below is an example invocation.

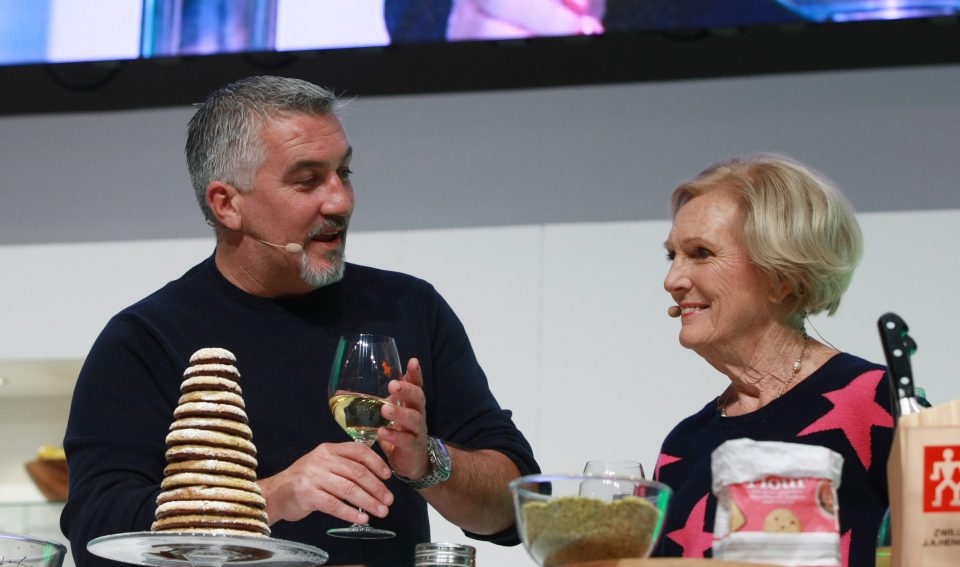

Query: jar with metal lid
[413,542,476,566]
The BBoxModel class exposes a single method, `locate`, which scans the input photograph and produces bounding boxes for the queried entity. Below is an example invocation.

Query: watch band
[395,436,452,490]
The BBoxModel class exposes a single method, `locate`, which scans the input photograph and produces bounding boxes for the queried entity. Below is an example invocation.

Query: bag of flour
[712,438,844,566]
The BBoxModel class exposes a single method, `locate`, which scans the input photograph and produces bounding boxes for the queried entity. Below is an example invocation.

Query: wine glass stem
[354,437,375,525]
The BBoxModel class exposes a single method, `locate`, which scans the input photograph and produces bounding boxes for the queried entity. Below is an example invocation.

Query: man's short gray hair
[185,76,341,224]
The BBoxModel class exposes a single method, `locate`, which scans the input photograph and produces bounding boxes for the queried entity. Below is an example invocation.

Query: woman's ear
[768,278,794,304]
[207,181,242,230]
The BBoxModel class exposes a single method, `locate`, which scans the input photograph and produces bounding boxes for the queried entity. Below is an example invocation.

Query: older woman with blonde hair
[655,153,894,566]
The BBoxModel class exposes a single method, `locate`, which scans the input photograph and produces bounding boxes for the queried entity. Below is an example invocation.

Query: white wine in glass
[326,333,399,539]
[329,393,391,444]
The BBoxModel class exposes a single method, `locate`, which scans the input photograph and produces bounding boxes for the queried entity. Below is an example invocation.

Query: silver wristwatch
[395,436,452,490]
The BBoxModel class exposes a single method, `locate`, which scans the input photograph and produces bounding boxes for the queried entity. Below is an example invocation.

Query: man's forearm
[418,447,521,534]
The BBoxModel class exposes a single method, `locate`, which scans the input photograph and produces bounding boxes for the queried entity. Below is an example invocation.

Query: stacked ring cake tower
[151,347,271,537]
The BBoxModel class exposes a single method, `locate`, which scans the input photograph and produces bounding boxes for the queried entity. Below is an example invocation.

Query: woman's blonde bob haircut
[671,153,863,329]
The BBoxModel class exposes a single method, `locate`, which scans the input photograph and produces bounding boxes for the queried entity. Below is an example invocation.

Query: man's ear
[207,181,242,230]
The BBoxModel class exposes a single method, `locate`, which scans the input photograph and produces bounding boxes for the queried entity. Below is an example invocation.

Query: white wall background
[1,62,959,566]
[1,209,959,565]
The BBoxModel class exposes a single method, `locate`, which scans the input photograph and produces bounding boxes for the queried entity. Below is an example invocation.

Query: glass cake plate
[88,532,328,567]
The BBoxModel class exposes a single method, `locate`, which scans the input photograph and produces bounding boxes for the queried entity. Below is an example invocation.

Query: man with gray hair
[61,75,539,567]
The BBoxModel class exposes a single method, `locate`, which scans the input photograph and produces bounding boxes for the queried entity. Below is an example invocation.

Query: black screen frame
[0,15,957,116]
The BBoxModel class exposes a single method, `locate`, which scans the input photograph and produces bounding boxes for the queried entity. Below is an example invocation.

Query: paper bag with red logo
[888,399,960,567]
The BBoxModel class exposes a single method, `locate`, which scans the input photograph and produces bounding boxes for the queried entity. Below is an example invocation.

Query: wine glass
[580,459,646,499]
[326,333,399,539]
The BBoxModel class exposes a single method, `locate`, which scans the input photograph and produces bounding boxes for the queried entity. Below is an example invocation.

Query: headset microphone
[210,220,304,254]
[257,239,303,254]
[667,306,682,318]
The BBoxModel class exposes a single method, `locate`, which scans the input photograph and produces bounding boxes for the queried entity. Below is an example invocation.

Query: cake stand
[88,532,328,567]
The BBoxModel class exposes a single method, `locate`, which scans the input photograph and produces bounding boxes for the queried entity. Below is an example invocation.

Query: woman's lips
[680,304,708,317]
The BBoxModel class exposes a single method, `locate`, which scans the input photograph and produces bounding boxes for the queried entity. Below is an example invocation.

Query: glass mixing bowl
[509,473,671,566]
[0,532,67,567]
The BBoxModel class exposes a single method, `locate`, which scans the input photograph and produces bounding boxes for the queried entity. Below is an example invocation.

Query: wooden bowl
[25,458,68,501]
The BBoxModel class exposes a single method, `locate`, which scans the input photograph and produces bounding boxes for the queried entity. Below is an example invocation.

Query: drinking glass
[580,459,646,499]
[326,333,399,539]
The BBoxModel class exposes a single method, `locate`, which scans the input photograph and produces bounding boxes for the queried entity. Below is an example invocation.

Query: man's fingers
[330,440,392,479]
[403,357,423,387]
[388,378,425,410]
[324,472,392,518]
[381,402,424,437]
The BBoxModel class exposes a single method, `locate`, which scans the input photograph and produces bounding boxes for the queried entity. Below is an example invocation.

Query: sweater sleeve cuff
[463,524,521,546]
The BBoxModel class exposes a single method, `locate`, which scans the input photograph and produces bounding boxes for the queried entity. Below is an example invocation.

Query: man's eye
[338,167,353,181]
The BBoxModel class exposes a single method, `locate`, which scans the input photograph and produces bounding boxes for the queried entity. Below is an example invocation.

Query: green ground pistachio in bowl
[509,473,672,566]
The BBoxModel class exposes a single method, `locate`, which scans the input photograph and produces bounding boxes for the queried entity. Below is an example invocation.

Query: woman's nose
[663,259,689,293]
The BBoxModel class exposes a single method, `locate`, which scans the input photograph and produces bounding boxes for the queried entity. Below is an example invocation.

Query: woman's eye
[694,247,711,259]
[665,250,676,261]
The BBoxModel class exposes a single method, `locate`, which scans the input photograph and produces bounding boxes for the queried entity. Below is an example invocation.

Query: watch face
[431,438,452,479]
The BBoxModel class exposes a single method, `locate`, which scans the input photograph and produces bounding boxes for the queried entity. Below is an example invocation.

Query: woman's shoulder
[826,351,884,371]
[802,351,892,412]
[814,351,886,384]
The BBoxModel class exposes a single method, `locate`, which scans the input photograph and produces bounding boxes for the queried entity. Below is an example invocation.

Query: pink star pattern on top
[666,493,714,558]
[655,453,681,481]
[797,369,893,469]
[840,529,851,567]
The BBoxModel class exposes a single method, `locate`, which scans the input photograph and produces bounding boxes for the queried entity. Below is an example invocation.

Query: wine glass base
[326,525,396,540]
[87,531,328,567]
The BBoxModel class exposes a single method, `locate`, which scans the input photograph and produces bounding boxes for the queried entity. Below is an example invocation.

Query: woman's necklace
[719,333,809,417]
[778,332,809,397]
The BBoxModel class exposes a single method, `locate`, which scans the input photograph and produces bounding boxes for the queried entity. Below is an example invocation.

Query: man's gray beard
[299,248,345,289]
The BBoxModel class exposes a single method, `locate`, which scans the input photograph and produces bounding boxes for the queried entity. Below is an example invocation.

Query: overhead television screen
[2,0,959,68]
[1,0,958,115]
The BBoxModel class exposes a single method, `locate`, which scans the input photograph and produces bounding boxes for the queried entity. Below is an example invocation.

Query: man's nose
[321,176,354,217]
